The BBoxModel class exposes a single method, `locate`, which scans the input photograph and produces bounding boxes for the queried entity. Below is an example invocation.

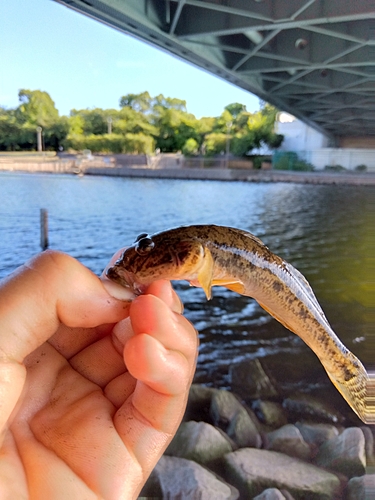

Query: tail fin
[326,351,368,422]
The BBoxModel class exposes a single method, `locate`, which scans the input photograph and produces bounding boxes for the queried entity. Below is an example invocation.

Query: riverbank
[85,165,375,185]
[1,161,375,185]
[140,379,375,499]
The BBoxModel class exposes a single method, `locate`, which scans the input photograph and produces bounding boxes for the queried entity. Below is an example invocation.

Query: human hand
[0,250,198,499]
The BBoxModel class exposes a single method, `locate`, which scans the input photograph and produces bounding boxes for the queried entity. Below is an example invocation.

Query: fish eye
[135,237,155,255]
[134,232,149,243]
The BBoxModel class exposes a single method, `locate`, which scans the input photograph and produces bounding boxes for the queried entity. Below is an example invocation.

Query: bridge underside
[56,0,375,140]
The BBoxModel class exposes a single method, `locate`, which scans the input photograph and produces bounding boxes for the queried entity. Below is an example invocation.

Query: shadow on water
[0,172,374,422]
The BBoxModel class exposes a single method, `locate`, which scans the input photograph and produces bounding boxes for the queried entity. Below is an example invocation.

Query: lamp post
[225,121,232,168]
[36,126,43,152]
[107,117,113,134]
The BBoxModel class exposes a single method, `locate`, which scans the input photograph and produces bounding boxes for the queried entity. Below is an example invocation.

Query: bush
[293,160,315,171]
[273,152,314,171]
[203,133,227,156]
[64,133,155,154]
[324,164,346,172]
[355,164,367,172]
[182,138,199,156]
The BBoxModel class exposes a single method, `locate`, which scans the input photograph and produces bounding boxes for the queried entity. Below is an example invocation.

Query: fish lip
[106,264,134,289]
[106,264,148,295]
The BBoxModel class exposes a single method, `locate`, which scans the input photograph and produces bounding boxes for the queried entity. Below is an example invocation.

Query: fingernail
[101,278,136,301]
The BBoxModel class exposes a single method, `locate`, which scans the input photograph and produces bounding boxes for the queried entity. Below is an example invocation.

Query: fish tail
[326,351,368,423]
[364,370,375,425]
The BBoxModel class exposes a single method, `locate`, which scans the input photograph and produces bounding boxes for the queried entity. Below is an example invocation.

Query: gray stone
[224,448,341,499]
[282,395,344,424]
[315,427,366,478]
[210,389,245,426]
[184,384,218,422]
[153,456,239,500]
[253,487,289,499]
[252,400,288,428]
[346,474,375,500]
[360,425,374,463]
[295,423,339,448]
[227,405,263,449]
[230,359,278,400]
[210,390,262,448]
[165,420,233,465]
[266,424,311,461]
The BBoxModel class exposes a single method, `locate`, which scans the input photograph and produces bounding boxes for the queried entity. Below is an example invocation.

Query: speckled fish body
[107,224,368,422]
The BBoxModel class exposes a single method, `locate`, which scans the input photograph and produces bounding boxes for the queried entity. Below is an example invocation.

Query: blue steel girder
[54,0,375,138]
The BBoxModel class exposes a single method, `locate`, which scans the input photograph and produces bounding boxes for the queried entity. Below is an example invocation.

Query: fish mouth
[106,265,145,295]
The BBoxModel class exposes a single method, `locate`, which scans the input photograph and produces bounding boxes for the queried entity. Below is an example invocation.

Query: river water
[1,172,374,421]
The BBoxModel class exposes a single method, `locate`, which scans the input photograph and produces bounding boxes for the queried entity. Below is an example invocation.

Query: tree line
[0,89,283,156]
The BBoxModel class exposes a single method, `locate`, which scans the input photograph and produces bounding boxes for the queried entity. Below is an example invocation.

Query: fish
[106,224,371,423]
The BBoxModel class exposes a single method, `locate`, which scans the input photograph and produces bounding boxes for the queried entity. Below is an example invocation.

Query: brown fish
[107,224,370,423]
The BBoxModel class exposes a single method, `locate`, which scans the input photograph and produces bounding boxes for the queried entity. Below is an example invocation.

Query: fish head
[106,231,206,295]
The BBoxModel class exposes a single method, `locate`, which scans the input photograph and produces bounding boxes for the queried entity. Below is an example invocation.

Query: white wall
[301,149,375,171]
[275,113,329,151]
[275,113,375,171]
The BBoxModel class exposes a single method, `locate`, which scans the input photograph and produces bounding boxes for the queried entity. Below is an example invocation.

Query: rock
[227,406,263,449]
[346,474,375,500]
[184,384,218,422]
[295,423,339,448]
[253,487,292,499]
[224,448,341,499]
[360,425,374,463]
[210,389,246,426]
[229,359,278,400]
[252,400,288,428]
[150,456,239,500]
[282,395,344,424]
[315,427,366,478]
[165,421,233,465]
[210,390,262,448]
[266,425,312,461]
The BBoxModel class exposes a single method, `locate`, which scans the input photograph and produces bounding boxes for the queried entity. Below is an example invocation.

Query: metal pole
[225,121,232,168]
[36,126,43,152]
[40,208,49,250]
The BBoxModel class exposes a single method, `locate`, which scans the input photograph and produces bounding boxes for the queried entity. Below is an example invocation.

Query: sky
[0,0,261,119]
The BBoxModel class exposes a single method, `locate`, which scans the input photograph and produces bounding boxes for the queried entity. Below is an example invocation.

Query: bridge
[55,0,375,142]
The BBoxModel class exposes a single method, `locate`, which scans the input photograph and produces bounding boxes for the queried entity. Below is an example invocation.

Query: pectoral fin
[197,249,215,299]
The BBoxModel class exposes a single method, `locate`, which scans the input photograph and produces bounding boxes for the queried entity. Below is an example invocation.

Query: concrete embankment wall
[0,161,77,173]
[1,161,375,185]
[84,166,375,185]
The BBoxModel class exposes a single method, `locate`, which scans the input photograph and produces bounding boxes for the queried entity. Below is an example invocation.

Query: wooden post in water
[40,208,49,250]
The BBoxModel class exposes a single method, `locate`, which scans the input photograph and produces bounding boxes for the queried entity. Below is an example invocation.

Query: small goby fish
[106,224,370,423]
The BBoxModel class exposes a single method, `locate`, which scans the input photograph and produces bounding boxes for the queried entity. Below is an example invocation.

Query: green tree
[0,108,23,150]
[70,108,114,136]
[203,133,227,156]
[114,106,157,136]
[150,94,199,152]
[119,91,152,113]
[16,89,59,127]
[224,102,246,118]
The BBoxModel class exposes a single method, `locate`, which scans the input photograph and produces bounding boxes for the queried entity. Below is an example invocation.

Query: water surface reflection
[0,173,373,421]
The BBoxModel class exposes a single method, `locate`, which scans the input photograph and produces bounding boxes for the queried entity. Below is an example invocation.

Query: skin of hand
[0,250,198,500]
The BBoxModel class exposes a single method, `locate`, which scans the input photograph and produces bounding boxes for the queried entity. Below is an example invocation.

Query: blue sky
[0,0,261,118]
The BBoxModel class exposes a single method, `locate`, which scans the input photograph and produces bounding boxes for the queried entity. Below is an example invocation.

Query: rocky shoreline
[140,360,375,499]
